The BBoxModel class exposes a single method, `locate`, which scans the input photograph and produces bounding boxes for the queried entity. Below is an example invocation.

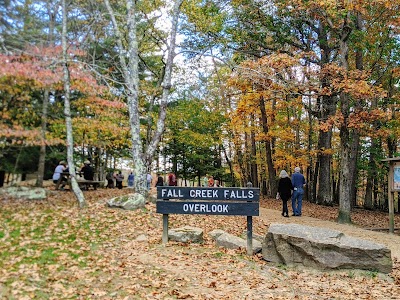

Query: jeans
[292,187,304,215]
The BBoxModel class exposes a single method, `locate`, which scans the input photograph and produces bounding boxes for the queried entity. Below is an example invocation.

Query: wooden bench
[76,179,104,190]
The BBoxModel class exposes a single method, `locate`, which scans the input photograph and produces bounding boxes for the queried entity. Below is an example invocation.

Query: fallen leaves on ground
[0,187,399,299]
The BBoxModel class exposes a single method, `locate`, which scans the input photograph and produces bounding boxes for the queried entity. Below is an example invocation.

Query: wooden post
[382,158,399,234]
[246,216,253,256]
[162,214,169,244]
[388,162,395,234]
[389,191,394,234]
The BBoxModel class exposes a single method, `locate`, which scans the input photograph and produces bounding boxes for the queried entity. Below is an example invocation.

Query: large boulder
[0,186,47,200]
[169,226,203,243]
[263,223,392,273]
[214,232,262,254]
[107,193,146,210]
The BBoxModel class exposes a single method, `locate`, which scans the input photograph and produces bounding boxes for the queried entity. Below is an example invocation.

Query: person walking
[168,172,177,186]
[127,172,134,188]
[155,173,164,187]
[291,167,306,216]
[202,175,208,187]
[207,175,214,187]
[277,170,293,217]
[146,173,152,190]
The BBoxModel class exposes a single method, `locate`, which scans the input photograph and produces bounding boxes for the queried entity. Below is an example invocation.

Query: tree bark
[36,89,49,187]
[36,2,57,187]
[104,0,183,195]
[250,115,258,188]
[62,0,86,208]
[337,13,355,224]
[259,95,276,196]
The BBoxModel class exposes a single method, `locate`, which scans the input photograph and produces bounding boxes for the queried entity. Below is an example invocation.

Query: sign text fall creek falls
[156,187,260,216]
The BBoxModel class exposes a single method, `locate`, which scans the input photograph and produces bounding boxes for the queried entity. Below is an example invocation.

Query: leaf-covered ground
[1,186,400,299]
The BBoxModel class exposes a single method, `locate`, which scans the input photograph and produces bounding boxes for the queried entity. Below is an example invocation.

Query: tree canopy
[1,0,400,220]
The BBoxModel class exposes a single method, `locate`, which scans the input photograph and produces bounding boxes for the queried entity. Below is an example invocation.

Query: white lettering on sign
[189,189,219,198]
[161,189,184,198]
[182,203,229,213]
[223,189,254,199]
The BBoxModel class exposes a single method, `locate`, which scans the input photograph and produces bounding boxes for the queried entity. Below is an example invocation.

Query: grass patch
[367,270,378,278]
[10,228,21,239]
[213,252,224,258]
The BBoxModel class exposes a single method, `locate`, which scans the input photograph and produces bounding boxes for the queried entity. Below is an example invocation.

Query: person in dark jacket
[80,160,94,180]
[155,173,164,187]
[278,170,293,217]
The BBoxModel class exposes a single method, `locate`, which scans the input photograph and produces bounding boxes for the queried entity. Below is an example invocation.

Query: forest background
[1,0,400,223]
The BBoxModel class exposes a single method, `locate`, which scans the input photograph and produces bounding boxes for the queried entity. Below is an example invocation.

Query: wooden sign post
[156,186,260,255]
[382,158,400,234]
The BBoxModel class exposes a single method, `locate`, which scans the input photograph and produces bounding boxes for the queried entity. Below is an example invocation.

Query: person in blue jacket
[291,167,306,216]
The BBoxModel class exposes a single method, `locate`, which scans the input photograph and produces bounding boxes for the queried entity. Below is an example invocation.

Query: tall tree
[37,1,60,187]
[104,0,183,194]
[61,0,85,207]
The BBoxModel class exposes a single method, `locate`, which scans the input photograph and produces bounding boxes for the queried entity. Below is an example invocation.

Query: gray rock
[0,186,47,200]
[135,234,148,242]
[169,226,203,243]
[209,229,226,240]
[263,223,392,273]
[147,194,157,203]
[107,193,146,210]
[242,231,264,243]
[216,232,262,254]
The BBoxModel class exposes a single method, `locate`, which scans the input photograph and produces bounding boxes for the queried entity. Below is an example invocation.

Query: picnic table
[55,172,103,190]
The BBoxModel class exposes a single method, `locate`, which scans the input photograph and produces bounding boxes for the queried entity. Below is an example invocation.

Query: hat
[84,160,90,165]
[294,167,301,173]
[59,161,66,166]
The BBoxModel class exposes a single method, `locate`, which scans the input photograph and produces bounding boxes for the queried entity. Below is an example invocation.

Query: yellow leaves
[0,125,49,146]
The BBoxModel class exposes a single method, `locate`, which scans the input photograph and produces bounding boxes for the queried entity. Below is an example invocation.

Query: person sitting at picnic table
[115,171,124,189]
[106,171,115,188]
[52,160,67,190]
[80,160,94,181]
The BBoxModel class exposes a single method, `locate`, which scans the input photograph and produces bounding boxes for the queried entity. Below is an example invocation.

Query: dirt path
[258,207,400,259]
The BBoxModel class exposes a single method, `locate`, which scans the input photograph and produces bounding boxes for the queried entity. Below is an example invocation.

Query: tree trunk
[222,145,236,187]
[250,115,258,187]
[337,13,355,224]
[315,22,336,205]
[0,171,4,187]
[104,0,183,195]
[338,114,359,223]
[316,128,333,204]
[259,95,276,196]
[36,2,57,187]
[62,0,86,208]
[36,89,49,187]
